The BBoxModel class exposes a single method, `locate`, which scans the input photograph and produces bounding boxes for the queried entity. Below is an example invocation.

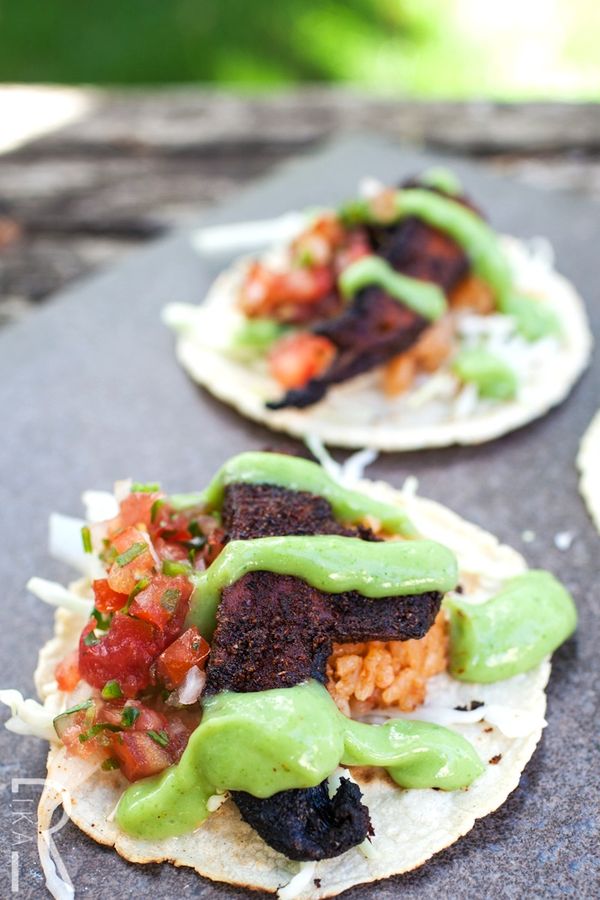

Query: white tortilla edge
[33,481,552,899]
[168,236,592,450]
[577,409,600,535]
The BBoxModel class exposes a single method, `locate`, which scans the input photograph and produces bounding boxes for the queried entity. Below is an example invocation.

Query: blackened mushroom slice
[267,287,428,410]
[235,778,372,862]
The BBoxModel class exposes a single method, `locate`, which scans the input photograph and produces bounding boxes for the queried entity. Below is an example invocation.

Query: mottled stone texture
[0,138,598,898]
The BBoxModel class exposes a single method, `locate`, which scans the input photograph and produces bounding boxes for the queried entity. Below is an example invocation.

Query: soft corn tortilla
[35,480,551,899]
[166,236,591,450]
[577,410,600,534]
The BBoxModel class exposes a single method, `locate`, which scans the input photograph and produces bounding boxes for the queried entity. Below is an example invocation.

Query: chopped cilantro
[101,757,120,771]
[101,680,123,700]
[115,542,147,568]
[161,560,191,577]
[83,631,100,647]
[91,607,111,630]
[78,723,121,743]
[147,729,169,748]
[160,588,180,614]
[121,706,141,728]
[81,525,93,554]
[131,482,161,493]
[150,499,166,523]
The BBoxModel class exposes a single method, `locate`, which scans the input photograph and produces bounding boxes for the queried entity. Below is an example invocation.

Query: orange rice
[327,610,448,717]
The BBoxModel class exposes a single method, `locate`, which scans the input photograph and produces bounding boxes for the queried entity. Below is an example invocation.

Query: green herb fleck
[121,706,141,728]
[150,499,166,523]
[115,542,147,568]
[83,630,100,647]
[101,757,120,771]
[78,723,121,743]
[101,680,123,700]
[81,526,93,554]
[57,699,94,718]
[160,588,181,614]
[147,729,169,748]
[161,559,191,577]
[131,482,161,493]
[91,608,111,630]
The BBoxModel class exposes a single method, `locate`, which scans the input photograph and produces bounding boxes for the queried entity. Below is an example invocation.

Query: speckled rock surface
[0,137,598,899]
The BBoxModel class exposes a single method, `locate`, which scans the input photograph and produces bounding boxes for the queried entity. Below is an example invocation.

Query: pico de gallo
[52,483,221,782]
[229,170,562,411]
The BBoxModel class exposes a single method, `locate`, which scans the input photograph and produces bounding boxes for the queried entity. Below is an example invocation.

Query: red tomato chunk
[55,650,81,692]
[128,574,192,632]
[79,614,162,698]
[110,731,172,782]
[92,579,128,613]
[156,626,210,688]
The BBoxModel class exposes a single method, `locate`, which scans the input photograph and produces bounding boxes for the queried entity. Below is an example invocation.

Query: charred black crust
[205,481,442,861]
[267,288,428,410]
[233,778,372,861]
[205,571,441,695]
[222,482,362,542]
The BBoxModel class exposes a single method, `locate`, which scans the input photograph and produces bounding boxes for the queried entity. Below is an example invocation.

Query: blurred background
[0,0,598,325]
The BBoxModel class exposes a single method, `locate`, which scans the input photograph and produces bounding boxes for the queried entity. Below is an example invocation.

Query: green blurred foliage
[0,0,598,98]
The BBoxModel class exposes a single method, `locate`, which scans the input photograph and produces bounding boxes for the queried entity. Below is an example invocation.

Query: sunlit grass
[0,0,597,99]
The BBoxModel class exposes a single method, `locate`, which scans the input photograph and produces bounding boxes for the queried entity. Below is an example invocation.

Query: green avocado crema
[115,681,485,840]
[171,451,417,537]
[339,255,447,322]
[186,534,458,638]
[342,187,559,342]
[445,571,577,682]
[452,348,519,400]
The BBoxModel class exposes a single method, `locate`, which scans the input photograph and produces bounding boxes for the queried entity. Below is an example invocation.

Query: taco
[165,169,591,450]
[1,451,576,898]
[578,410,600,534]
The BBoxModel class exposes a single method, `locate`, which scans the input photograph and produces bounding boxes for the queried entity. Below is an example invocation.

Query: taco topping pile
[229,170,561,410]
[33,451,577,867]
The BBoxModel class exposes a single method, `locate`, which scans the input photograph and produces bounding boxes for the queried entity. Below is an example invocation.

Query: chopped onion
[277,861,317,900]
[177,666,206,705]
[27,577,92,616]
[0,689,56,741]
[81,490,119,523]
[49,513,103,579]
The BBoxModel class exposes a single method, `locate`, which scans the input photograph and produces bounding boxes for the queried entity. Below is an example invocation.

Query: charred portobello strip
[267,287,428,410]
[234,778,371,862]
[205,571,441,694]
[202,484,441,860]
[367,216,469,293]
[222,481,379,542]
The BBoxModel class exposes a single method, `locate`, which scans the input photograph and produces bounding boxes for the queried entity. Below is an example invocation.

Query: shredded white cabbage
[191,212,306,256]
[81,489,118,523]
[0,689,56,741]
[277,861,317,900]
[48,513,103,579]
[304,435,378,487]
[206,792,230,813]
[27,577,92,616]
[359,701,546,739]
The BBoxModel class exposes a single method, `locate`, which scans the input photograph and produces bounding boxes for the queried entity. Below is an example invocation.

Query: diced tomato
[92,578,128,613]
[164,713,199,762]
[79,614,162,698]
[156,627,210,689]
[269,332,336,389]
[240,261,335,319]
[110,731,172,782]
[128,574,192,633]
[107,527,157,594]
[100,700,169,734]
[335,229,372,273]
[203,527,226,566]
[118,491,162,531]
[55,650,81,692]
[152,536,190,562]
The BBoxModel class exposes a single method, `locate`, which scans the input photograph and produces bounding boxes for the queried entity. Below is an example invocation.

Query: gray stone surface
[0,137,598,898]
